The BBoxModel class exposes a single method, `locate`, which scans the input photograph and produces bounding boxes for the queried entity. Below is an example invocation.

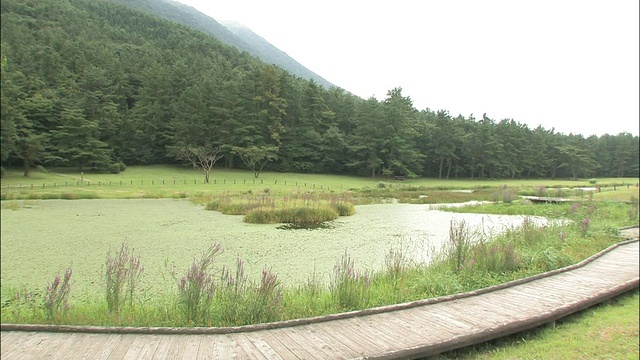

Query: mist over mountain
[220,20,334,89]
[109,0,336,88]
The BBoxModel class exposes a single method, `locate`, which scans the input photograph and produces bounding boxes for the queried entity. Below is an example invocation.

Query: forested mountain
[1,0,638,180]
[107,0,335,88]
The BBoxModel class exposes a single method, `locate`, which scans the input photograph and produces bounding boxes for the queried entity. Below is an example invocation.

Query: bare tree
[234,146,278,178]
[175,146,223,183]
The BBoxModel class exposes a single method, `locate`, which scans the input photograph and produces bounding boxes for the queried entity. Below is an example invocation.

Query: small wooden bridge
[2,228,638,359]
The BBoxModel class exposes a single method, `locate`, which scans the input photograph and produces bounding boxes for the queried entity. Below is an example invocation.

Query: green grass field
[2,165,638,200]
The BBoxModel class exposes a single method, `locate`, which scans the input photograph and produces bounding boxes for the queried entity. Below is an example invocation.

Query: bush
[377,182,386,189]
[108,163,121,174]
[334,202,356,216]
[589,178,597,184]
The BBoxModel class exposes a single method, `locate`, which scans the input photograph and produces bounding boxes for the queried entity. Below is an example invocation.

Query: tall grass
[330,251,371,310]
[43,265,72,321]
[178,243,221,325]
[200,192,354,225]
[103,243,144,314]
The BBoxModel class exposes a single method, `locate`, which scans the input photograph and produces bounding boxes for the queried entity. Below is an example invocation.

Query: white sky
[175,0,639,137]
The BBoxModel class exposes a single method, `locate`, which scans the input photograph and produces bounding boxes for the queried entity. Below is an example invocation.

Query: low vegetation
[196,192,355,225]
[1,168,638,357]
[1,189,637,327]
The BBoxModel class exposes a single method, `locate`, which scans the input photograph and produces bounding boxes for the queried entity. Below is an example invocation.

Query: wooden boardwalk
[2,233,638,359]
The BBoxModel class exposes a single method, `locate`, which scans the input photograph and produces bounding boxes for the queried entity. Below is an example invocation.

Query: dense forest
[1,0,638,180]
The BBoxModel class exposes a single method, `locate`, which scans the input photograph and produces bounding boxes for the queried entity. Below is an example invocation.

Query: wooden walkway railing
[2,230,638,359]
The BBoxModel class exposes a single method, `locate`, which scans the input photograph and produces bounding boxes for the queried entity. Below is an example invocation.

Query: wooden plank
[96,333,126,360]
[8,332,56,360]
[349,315,417,348]
[0,331,24,351]
[391,310,448,342]
[268,327,321,359]
[243,330,297,359]
[122,335,147,359]
[527,281,595,302]
[40,333,80,359]
[315,319,389,356]
[364,311,431,346]
[102,334,136,360]
[443,300,521,329]
[410,303,478,335]
[149,335,176,359]
[176,334,202,359]
[62,333,110,360]
[127,334,161,359]
[236,333,281,359]
[0,331,35,357]
[210,334,246,360]
[432,302,494,330]
[3,332,41,360]
[160,334,189,359]
[298,324,362,359]
[58,333,106,359]
[471,294,541,320]
[229,333,268,359]
[25,332,71,358]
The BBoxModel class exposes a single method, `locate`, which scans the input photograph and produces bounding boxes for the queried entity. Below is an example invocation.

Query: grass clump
[178,243,221,325]
[103,243,144,314]
[330,251,371,311]
[244,206,339,225]
[43,265,73,321]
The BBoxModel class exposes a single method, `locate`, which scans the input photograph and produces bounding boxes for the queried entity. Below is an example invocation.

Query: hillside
[108,0,336,88]
[1,0,637,181]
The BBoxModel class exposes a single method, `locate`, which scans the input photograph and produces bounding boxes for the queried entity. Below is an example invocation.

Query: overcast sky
[175,0,639,137]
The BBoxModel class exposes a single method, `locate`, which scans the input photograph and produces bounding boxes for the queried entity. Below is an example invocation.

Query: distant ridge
[108,0,336,88]
[220,20,334,89]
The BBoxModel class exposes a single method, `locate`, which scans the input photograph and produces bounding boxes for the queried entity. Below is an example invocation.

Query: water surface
[1,199,547,298]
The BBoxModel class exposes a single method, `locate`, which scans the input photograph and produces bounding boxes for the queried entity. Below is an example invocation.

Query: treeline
[1,0,638,180]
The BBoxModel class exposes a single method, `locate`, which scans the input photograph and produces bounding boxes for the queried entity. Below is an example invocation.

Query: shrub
[108,163,121,174]
[589,178,597,184]
[334,202,356,216]
[377,182,386,189]
[535,186,547,197]
[501,189,516,203]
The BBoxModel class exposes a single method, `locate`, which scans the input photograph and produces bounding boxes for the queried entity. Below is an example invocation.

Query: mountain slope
[221,21,334,89]
[107,0,336,88]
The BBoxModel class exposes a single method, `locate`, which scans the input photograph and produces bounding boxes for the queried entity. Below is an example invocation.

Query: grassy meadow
[1,165,638,356]
[2,164,638,200]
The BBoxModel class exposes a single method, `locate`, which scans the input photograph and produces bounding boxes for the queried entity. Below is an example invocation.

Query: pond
[0,199,549,300]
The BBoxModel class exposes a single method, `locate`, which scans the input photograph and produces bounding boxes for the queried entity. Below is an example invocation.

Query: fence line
[1,178,408,192]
